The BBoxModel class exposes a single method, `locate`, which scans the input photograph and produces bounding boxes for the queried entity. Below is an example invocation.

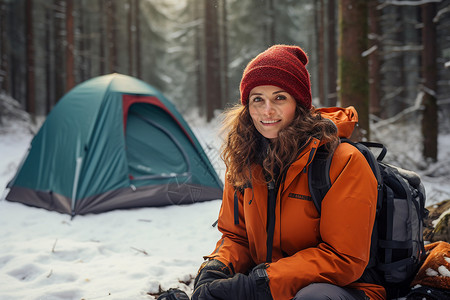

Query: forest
[0,0,449,163]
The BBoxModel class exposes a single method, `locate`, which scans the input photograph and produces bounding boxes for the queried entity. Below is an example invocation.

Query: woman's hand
[192,264,273,300]
[192,260,231,300]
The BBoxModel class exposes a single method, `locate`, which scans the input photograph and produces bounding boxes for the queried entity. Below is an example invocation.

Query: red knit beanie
[239,45,311,109]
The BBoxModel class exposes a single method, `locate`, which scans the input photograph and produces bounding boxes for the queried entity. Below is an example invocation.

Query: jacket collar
[281,136,321,191]
[248,136,322,191]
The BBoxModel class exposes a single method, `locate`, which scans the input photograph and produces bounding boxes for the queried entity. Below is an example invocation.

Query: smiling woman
[182,45,384,300]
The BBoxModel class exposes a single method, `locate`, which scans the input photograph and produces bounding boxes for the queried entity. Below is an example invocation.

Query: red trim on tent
[121,94,195,145]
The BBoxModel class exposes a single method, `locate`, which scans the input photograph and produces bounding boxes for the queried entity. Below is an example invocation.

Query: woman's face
[248,85,297,139]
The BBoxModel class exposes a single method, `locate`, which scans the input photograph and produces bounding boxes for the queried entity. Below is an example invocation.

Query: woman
[160,45,384,300]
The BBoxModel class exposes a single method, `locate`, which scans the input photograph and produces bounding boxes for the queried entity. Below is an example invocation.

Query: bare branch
[51,239,58,253]
[137,219,152,223]
[178,274,195,286]
[382,87,404,102]
[130,247,149,255]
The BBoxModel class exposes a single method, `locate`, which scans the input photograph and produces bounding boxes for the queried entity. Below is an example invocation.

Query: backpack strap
[234,189,240,225]
[342,139,384,177]
[266,180,277,262]
[308,139,384,211]
[359,141,387,161]
[308,145,333,214]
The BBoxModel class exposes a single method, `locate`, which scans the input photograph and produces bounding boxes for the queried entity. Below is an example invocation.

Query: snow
[0,197,222,300]
[426,268,440,277]
[437,264,450,277]
[0,108,449,300]
[424,263,450,278]
[0,116,224,300]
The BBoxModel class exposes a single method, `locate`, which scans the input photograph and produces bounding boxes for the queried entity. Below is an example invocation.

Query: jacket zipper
[266,180,277,262]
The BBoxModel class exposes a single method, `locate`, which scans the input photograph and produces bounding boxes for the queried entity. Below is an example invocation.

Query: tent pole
[71,156,83,214]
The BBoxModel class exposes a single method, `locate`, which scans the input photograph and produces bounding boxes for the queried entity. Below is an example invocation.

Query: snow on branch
[438,98,450,105]
[362,45,378,57]
[372,91,424,129]
[422,85,437,97]
[378,0,442,10]
[384,45,423,53]
[434,4,450,22]
[382,87,404,102]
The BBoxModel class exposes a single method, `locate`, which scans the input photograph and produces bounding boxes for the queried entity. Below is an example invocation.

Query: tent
[6,73,223,216]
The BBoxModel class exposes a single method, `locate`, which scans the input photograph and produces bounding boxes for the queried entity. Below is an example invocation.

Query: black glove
[194,259,232,288]
[192,260,231,300]
[193,264,272,300]
[192,270,229,300]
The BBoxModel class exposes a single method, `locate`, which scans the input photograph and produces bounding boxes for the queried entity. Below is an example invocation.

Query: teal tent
[6,74,223,216]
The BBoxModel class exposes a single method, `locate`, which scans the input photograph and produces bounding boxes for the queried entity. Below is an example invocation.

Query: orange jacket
[206,107,385,300]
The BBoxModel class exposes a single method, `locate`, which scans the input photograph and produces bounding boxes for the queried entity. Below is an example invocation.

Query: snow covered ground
[0,111,449,300]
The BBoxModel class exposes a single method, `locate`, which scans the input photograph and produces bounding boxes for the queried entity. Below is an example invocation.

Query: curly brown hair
[220,103,339,188]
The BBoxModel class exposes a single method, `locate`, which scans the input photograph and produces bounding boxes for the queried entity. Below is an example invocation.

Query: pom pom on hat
[239,45,312,109]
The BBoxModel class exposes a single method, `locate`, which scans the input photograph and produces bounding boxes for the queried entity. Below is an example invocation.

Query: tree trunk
[134,0,141,78]
[84,0,92,80]
[421,3,438,161]
[45,6,53,114]
[0,0,6,125]
[65,0,75,92]
[338,0,369,140]
[368,0,381,117]
[204,0,222,121]
[127,0,133,76]
[106,0,117,73]
[99,0,106,75]
[25,0,35,117]
[0,0,9,95]
[194,0,205,117]
[327,0,337,107]
[318,0,325,106]
[220,0,229,107]
[266,0,275,46]
[54,0,65,102]
[77,0,87,82]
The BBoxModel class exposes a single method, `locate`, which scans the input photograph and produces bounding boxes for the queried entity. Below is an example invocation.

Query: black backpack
[308,139,428,299]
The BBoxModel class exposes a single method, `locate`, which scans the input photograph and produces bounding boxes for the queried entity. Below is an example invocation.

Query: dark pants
[292,283,368,300]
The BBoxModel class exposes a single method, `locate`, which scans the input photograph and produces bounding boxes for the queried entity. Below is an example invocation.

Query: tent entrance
[125,103,191,183]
